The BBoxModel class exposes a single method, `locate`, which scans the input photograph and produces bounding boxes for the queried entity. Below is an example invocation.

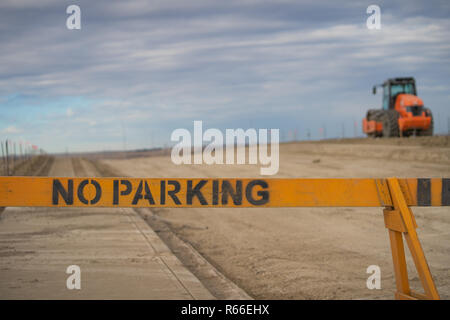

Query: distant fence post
[5,140,9,176]
[12,142,16,174]
[1,141,5,176]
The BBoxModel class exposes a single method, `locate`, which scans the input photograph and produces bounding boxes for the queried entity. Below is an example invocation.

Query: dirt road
[101,139,450,299]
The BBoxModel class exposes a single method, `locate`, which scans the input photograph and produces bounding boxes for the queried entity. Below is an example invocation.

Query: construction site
[1,0,449,305]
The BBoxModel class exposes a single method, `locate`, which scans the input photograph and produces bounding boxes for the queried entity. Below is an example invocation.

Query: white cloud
[2,125,22,134]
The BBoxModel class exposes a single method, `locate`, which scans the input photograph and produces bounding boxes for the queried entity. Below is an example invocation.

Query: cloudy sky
[1,0,449,153]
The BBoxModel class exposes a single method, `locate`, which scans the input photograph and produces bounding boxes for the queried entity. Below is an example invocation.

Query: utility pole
[121,120,128,159]
[150,130,154,150]
[447,116,450,136]
[437,112,441,134]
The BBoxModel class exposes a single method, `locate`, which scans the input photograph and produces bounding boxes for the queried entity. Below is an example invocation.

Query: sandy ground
[101,139,450,299]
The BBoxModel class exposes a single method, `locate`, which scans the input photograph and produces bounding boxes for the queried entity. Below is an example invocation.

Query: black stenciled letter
[113,179,132,205]
[212,180,219,205]
[222,180,242,205]
[77,179,89,204]
[132,181,155,205]
[246,180,269,205]
[160,180,166,204]
[167,180,182,205]
[187,180,208,205]
[52,179,73,205]
[77,179,102,205]
[90,180,102,204]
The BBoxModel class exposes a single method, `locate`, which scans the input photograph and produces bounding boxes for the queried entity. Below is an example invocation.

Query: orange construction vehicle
[363,77,433,137]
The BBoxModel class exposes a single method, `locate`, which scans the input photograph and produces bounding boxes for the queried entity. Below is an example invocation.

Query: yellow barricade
[1,176,448,300]
[0,177,448,208]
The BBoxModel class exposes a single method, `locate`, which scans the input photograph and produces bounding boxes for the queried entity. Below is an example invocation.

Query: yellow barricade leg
[385,178,440,300]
